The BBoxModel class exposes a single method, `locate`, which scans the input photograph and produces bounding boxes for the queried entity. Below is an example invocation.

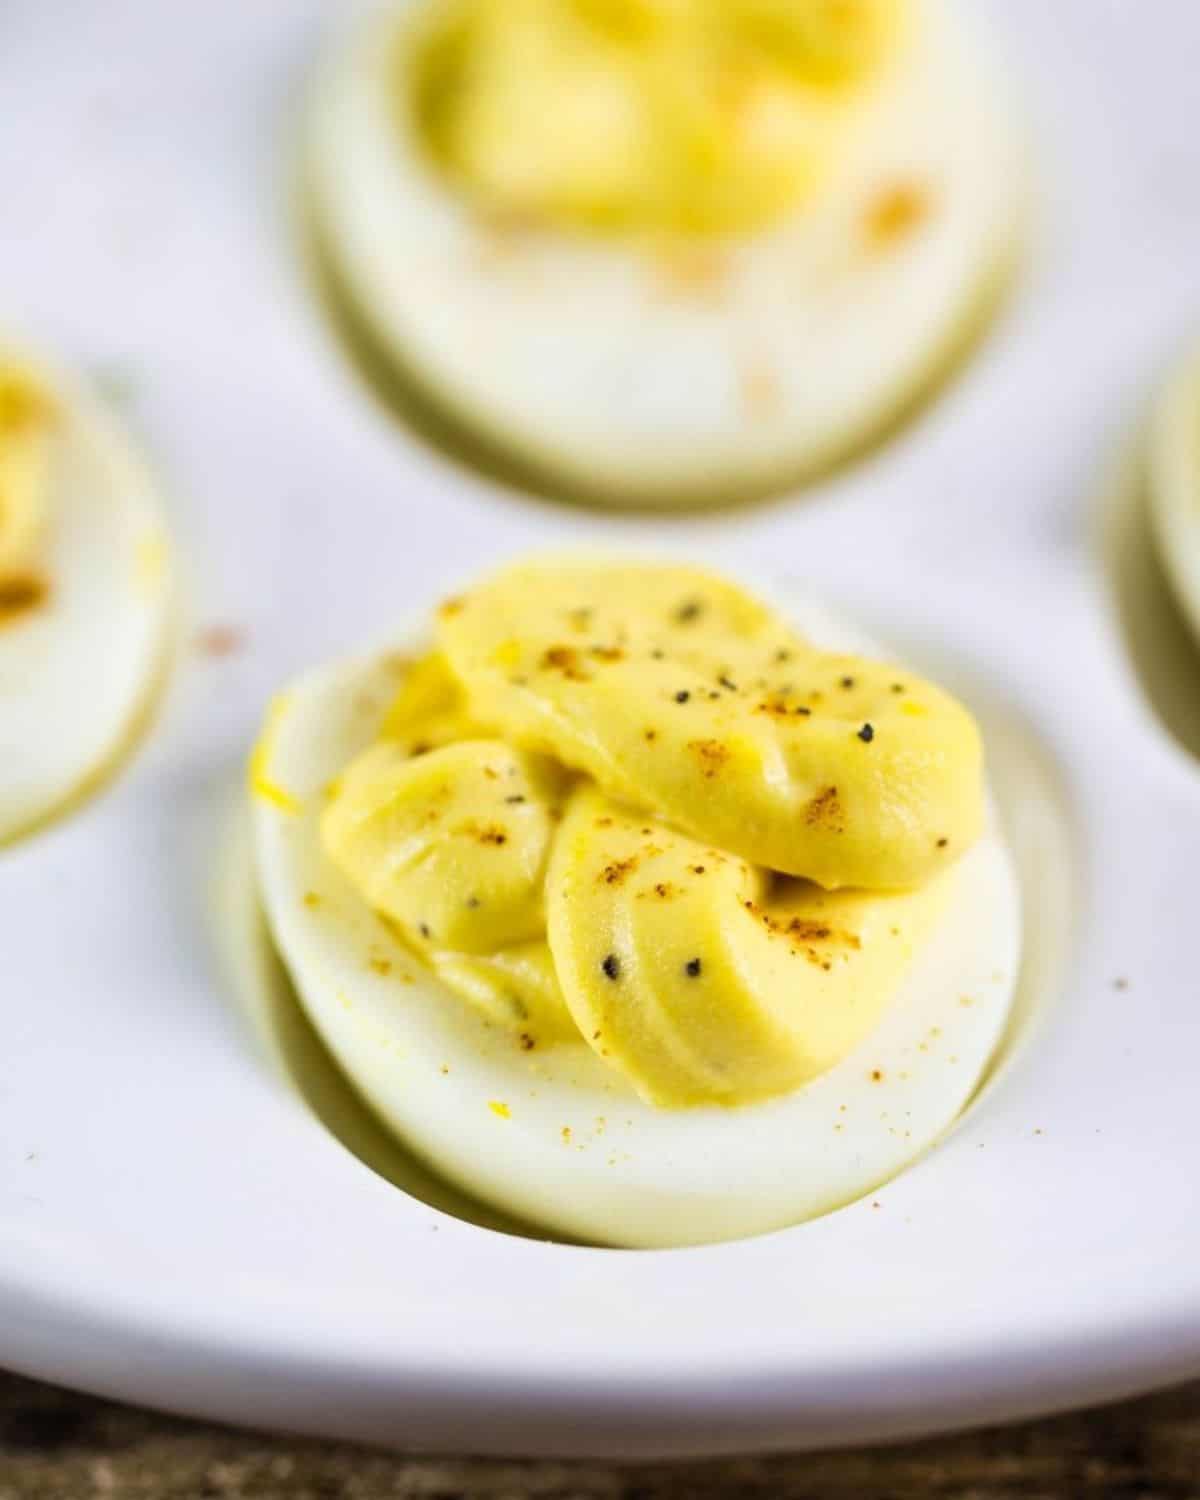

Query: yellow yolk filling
[410,0,902,236]
[436,559,982,890]
[0,363,56,593]
[322,737,568,956]
[547,784,949,1106]
[317,561,984,1107]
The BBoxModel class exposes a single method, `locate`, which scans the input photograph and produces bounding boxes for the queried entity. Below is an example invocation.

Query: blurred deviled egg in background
[0,352,172,844]
[308,0,1025,506]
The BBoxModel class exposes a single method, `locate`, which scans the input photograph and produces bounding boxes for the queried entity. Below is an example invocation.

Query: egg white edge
[0,346,174,845]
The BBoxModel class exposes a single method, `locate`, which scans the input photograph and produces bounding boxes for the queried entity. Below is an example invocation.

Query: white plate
[2,0,1200,1459]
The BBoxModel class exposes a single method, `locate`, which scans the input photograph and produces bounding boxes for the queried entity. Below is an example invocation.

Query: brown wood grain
[2,1372,1200,1500]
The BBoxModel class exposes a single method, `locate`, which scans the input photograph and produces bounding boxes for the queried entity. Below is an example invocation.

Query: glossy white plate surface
[2,0,1200,1459]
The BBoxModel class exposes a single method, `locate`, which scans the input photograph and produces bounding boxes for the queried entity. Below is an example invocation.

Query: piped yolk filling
[309,562,982,1108]
[409,0,904,237]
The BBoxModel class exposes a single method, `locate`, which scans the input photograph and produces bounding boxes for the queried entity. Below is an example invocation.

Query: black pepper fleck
[504,794,527,804]
[841,676,856,689]
[857,723,875,743]
[602,954,620,981]
[675,690,691,703]
[419,923,431,939]
[718,675,738,691]
[674,599,704,624]
[685,958,702,978]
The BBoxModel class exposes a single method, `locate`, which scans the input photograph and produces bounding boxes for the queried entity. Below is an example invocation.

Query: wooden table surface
[2,1371,1198,1499]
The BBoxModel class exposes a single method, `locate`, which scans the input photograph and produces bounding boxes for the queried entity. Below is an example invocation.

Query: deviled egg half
[0,352,172,844]
[250,559,1020,1247]
[309,0,1024,505]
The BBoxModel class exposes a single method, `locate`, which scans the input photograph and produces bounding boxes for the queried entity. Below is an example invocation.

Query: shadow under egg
[954,677,1078,1111]
[1101,439,1200,766]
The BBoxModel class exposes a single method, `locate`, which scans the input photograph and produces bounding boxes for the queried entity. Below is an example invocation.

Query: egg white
[251,625,1021,1248]
[307,0,1025,505]
[1147,341,1200,649]
[0,356,172,844]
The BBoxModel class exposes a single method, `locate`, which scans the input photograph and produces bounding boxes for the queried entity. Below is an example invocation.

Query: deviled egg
[250,559,1019,1246]
[0,352,171,843]
[308,0,1024,505]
